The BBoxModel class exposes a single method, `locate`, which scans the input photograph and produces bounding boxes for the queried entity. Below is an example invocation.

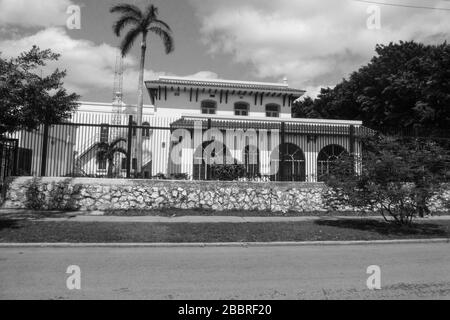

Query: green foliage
[110,3,174,57]
[323,136,450,225]
[95,138,127,178]
[211,164,246,181]
[0,46,80,134]
[293,41,450,134]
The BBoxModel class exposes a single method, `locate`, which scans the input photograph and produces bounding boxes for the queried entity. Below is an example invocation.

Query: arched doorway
[317,144,348,181]
[270,143,306,181]
[193,140,231,180]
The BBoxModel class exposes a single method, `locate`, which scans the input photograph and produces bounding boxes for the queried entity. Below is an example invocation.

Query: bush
[211,164,246,181]
[323,136,450,225]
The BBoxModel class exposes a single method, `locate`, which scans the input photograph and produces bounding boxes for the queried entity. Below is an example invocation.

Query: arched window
[317,145,348,181]
[234,102,249,116]
[270,143,306,181]
[142,122,151,138]
[266,104,280,118]
[201,100,217,114]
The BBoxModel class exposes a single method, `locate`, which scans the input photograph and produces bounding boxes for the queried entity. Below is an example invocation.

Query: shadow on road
[314,219,449,237]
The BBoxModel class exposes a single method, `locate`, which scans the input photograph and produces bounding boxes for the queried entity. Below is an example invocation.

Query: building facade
[9,76,364,182]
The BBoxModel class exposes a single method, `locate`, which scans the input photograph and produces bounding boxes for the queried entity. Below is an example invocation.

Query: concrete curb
[0,238,449,248]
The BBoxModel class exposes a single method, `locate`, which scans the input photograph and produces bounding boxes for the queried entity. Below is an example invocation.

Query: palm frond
[148,27,174,54]
[119,27,142,57]
[149,18,172,32]
[110,4,142,19]
[113,14,139,36]
[111,147,128,156]
[110,137,127,147]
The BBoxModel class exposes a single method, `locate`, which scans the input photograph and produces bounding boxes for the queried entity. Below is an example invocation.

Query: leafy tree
[0,46,80,135]
[324,136,450,225]
[95,138,127,178]
[110,3,174,176]
[293,41,450,135]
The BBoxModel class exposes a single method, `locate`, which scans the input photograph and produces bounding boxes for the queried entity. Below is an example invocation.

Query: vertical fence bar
[40,123,50,177]
[206,118,212,180]
[126,116,133,178]
[279,121,286,181]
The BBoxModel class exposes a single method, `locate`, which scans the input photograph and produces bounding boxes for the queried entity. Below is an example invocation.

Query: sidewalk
[1,209,449,223]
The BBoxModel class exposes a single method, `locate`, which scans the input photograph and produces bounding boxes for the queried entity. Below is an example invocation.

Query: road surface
[1,243,449,299]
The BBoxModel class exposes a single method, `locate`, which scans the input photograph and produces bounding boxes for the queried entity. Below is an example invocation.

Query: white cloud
[0,0,74,28]
[190,0,450,96]
[182,71,219,79]
[0,27,219,103]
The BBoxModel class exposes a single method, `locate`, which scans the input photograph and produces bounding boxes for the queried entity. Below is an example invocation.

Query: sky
[0,0,449,105]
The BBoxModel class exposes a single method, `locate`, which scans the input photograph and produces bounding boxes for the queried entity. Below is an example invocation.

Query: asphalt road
[1,243,449,300]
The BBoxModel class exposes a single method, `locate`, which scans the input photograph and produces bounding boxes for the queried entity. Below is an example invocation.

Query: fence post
[40,123,49,177]
[349,125,356,174]
[206,118,212,180]
[280,121,286,181]
[12,140,18,176]
[126,116,133,178]
[349,125,355,155]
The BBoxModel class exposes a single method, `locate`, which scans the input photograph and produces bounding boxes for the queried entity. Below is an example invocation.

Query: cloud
[0,0,75,28]
[190,0,450,97]
[0,27,219,102]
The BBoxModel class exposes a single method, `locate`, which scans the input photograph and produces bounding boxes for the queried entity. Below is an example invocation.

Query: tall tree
[0,46,80,135]
[110,3,174,176]
[293,41,450,136]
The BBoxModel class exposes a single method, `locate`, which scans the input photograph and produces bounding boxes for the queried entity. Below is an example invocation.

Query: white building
[11,76,364,182]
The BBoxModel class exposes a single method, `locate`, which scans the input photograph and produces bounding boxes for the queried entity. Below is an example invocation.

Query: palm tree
[96,138,128,178]
[110,3,174,177]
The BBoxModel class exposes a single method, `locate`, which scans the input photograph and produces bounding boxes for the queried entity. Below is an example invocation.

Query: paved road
[1,243,449,300]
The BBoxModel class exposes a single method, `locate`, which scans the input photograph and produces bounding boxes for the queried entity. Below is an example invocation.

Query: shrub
[323,135,450,225]
[211,164,246,181]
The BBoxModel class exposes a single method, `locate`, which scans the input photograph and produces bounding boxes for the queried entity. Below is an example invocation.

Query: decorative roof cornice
[145,76,306,96]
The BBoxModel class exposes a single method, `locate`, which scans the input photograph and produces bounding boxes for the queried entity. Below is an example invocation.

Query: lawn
[0,218,449,243]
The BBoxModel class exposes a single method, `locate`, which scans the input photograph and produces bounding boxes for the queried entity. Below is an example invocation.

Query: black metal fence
[3,114,393,182]
[0,138,18,200]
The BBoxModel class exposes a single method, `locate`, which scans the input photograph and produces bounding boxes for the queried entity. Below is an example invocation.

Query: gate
[0,138,18,200]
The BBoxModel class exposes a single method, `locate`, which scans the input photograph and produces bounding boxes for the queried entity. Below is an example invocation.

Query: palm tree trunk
[136,33,147,177]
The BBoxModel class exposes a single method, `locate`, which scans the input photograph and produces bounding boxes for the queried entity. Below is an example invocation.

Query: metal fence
[0,138,18,199]
[4,113,376,182]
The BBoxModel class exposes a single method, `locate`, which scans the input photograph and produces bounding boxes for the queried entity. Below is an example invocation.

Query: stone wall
[2,177,449,214]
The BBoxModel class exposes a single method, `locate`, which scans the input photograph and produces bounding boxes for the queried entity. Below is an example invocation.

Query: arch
[270,143,306,181]
[317,144,348,181]
[201,100,217,115]
[193,140,232,180]
[234,102,249,116]
[265,104,280,118]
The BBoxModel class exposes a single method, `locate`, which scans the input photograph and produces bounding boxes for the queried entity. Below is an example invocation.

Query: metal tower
[112,49,124,126]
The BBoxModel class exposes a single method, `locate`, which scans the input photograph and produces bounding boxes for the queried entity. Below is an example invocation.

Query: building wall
[152,89,293,118]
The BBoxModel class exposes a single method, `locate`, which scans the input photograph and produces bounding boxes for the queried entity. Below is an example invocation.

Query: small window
[121,158,127,170]
[100,124,109,142]
[143,122,151,138]
[266,104,280,118]
[234,102,249,116]
[98,159,107,170]
[132,158,137,170]
[201,100,217,114]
